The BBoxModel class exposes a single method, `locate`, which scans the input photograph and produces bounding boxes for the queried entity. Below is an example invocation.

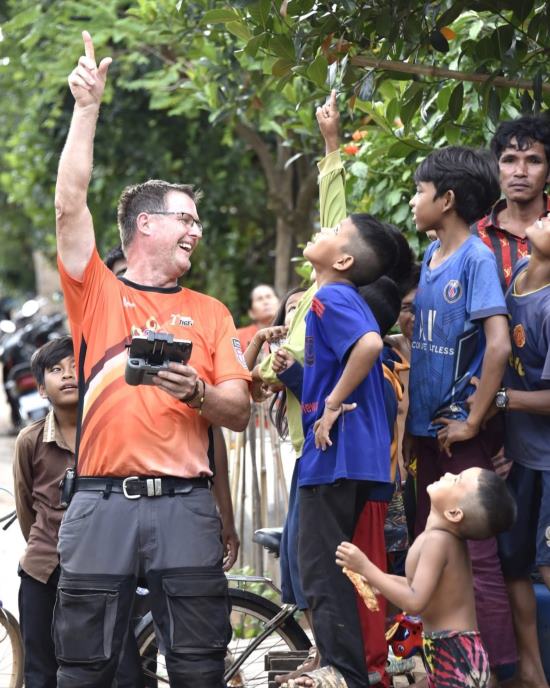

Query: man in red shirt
[237,283,279,351]
[472,115,550,291]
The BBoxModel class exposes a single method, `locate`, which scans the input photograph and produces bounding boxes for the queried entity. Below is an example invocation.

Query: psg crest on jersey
[443,279,463,304]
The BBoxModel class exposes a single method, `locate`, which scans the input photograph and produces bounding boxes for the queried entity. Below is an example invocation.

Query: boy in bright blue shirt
[295,215,402,688]
[405,146,516,681]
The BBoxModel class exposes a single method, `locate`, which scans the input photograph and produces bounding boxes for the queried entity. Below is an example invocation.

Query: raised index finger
[82,30,95,63]
[328,89,337,111]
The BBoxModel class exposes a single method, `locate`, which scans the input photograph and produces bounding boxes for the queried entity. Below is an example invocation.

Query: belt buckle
[122,476,141,499]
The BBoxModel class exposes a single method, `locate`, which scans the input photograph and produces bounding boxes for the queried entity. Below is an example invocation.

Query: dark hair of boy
[491,115,550,166]
[358,277,401,338]
[459,470,517,541]
[31,336,74,387]
[414,146,501,225]
[346,214,399,287]
[268,285,307,440]
[382,224,416,298]
[399,262,422,298]
[104,244,125,272]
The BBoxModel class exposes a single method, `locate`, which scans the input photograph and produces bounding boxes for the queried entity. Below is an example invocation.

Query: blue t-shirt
[408,236,507,437]
[299,283,391,487]
[504,258,550,470]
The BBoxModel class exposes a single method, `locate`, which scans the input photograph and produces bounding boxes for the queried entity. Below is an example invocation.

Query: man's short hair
[117,180,201,250]
[460,469,517,540]
[383,224,415,298]
[359,276,401,337]
[104,244,125,272]
[346,214,400,287]
[31,336,74,387]
[491,115,550,167]
[414,146,501,225]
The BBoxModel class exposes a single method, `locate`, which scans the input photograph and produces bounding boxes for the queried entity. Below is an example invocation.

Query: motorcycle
[0,299,66,428]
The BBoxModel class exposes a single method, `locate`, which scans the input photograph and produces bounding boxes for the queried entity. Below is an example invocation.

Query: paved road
[0,396,25,621]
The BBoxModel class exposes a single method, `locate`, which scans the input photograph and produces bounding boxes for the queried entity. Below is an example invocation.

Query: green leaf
[350,161,369,179]
[226,21,252,42]
[448,83,464,121]
[436,4,465,28]
[306,54,328,88]
[429,30,450,54]
[244,33,267,57]
[4,5,41,31]
[248,0,271,27]
[201,8,240,24]
[400,89,423,127]
[444,123,461,144]
[270,34,295,60]
[533,69,543,106]
[272,58,294,77]
[487,88,501,124]
[511,0,534,23]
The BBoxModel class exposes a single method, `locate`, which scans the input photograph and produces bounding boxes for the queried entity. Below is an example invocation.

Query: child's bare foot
[275,647,319,684]
[285,665,347,687]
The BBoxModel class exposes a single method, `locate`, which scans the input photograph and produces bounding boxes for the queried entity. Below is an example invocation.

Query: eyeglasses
[147,211,203,235]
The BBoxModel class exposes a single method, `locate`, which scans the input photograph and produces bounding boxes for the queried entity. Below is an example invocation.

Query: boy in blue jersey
[404,147,515,682]
[496,216,550,688]
[293,216,402,688]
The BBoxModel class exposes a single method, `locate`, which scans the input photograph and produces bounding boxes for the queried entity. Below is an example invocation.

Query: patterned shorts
[422,630,490,687]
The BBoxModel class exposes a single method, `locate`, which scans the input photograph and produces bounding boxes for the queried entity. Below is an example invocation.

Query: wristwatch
[495,387,509,410]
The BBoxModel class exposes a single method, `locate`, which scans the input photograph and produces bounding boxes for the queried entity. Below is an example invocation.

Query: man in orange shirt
[52,32,250,687]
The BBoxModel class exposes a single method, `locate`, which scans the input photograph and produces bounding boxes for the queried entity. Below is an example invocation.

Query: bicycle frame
[224,573,302,682]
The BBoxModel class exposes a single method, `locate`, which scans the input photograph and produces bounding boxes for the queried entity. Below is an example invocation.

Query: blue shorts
[498,462,550,578]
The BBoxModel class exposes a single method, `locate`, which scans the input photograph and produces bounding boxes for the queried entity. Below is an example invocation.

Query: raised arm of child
[435,314,510,455]
[336,537,447,616]
[314,331,382,450]
[243,325,288,371]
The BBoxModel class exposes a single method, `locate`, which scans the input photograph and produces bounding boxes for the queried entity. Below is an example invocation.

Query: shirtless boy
[336,467,516,688]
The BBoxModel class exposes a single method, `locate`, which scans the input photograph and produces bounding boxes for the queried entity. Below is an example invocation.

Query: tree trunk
[274,216,293,296]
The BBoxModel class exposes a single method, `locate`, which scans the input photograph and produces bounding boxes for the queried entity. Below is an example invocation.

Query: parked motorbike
[0,299,66,429]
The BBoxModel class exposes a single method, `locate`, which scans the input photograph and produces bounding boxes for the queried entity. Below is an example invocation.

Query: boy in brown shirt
[13,336,77,687]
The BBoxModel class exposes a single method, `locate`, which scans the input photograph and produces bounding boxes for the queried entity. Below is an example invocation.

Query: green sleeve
[318,150,347,228]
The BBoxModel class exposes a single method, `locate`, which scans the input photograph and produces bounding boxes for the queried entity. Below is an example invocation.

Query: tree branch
[234,121,279,192]
[294,164,319,222]
[351,55,550,93]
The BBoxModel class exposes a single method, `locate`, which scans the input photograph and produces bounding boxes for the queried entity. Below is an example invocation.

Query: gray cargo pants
[54,486,230,687]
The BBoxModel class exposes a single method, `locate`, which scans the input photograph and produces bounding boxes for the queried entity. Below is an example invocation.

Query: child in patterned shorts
[336,467,516,687]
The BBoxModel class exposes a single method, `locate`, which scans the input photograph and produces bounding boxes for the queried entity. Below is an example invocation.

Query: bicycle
[0,489,24,688]
[136,528,419,686]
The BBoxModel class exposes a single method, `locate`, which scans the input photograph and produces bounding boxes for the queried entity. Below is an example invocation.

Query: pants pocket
[162,569,230,653]
[53,588,118,663]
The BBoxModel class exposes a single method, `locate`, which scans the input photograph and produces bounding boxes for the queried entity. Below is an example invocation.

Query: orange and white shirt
[58,248,250,478]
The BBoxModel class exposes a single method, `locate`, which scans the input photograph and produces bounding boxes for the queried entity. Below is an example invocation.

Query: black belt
[75,476,210,499]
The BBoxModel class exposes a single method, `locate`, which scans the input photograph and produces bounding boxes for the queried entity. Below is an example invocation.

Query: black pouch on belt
[59,467,76,508]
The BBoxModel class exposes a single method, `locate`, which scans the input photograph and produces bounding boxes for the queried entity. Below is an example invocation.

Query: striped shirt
[471,194,550,292]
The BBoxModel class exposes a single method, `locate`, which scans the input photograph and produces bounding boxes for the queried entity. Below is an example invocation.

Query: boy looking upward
[337,467,516,688]
[292,216,400,688]
[496,216,550,688]
[404,146,516,679]
[472,116,550,291]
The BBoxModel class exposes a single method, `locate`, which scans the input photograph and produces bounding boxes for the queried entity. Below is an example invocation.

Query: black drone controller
[125,332,193,386]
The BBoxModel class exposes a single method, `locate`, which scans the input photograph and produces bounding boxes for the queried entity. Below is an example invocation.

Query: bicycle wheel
[0,608,24,688]
[137,588,311,687]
